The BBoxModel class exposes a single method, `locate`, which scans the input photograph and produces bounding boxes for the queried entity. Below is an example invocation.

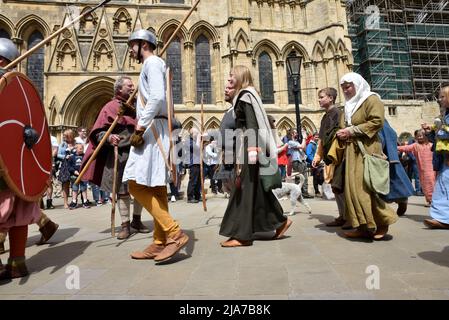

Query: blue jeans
[278,165,286,181]
[71,180,87,192]
[91,184,109,202]
[411,162,421,193]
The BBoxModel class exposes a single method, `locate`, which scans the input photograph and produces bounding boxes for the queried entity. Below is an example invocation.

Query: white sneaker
[171,195,176,202]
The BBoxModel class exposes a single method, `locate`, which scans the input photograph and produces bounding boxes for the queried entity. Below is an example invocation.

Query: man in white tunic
[123,29,189,262]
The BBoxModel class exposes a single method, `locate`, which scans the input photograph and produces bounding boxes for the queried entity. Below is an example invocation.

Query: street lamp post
[286,50,303,143]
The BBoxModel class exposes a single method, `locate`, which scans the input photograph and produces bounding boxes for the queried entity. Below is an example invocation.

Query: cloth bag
[260,168,282,192]
[322,183,335,200]
[258,152,282,192]
[356,140,390,195]
[58,159,71,183]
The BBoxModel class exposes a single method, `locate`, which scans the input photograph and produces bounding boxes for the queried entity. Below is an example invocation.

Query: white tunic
[122,55,169,187]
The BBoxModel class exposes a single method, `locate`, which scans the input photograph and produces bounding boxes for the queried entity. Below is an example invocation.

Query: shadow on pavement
[310,214,344,235]
[19,241,92,284]
[26,227,80,248]
[418,246,449,268]
[401,213,429,224]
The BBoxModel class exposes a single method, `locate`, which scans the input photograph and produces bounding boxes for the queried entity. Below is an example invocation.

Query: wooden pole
[166,67,177,187]
[110,145,118,237]
[159,0,201,56]
[199,93,207,212]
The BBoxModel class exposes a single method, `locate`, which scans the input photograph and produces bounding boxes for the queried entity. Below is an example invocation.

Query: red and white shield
[0,71,52,202]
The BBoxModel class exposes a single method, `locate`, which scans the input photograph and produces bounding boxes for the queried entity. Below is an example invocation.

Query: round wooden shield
[0,71,52,202]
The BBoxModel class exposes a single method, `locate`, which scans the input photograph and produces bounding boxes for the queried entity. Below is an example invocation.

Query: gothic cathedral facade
[2,0,402,138]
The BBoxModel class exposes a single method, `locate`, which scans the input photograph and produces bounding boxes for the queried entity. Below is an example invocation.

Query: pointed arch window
[0,29,10,39]
[166,36,183,104]
[27,30,44,98]
[195,34,212,104]
[258,51,274,104]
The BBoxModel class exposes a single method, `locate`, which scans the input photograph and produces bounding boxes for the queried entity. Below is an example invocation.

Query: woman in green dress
[336,72,397,240]
[219,65,292,247]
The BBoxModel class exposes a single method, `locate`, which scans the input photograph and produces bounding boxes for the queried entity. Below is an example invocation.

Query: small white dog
[272,174,312,216]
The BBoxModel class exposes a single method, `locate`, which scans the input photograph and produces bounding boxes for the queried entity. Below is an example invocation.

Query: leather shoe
[341,222,353,230]
[326,217,346,227]
[343,230,372,239]
[424,219,449,229]
[373,225,389,240]
[397,202,407,216]
[131,243,164,259]
[273,219,292,239]
[154,230,189,262]
[36,220,59,245]
[220,238,253,247]
[0,257,28,280]
[130,216,150,233]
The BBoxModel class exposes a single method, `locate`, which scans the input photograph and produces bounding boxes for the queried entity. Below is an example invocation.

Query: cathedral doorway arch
[61,76,115,131]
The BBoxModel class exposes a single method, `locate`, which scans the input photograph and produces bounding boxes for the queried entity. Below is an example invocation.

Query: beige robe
[340,95,397,230]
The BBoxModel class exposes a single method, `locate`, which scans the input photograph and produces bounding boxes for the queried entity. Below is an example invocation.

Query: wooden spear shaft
[166,67,177,187]
[111,145,119,237]
[200,93,207,212]
[5,0,111,70]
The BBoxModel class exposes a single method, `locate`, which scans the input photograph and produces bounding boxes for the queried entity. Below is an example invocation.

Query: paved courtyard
[1,190,448,300]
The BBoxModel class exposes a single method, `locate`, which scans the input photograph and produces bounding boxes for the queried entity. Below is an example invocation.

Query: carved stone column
[276,60,286,106]
[213,41,223,105]
[184,41,194,106]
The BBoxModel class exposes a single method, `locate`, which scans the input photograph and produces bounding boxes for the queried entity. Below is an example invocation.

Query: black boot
[36,220,59,245]
[397,201,408,216]
[0,257,28,280]
[130,215,150,233]
[46,199,55,209]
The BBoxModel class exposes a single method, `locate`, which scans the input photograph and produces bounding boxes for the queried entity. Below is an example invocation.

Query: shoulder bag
[356,140,390,196]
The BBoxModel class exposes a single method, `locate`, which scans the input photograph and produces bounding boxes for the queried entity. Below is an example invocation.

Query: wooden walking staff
[110,145,119,237]
[76,0,201,184]
[5,0,111,70]
[166,67,177,187]
[199,93,207,212]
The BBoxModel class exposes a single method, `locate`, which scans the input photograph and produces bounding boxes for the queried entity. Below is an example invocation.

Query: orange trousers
[128,180,180,245]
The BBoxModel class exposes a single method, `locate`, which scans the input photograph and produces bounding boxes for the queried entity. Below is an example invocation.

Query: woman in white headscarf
[336,72,397,240]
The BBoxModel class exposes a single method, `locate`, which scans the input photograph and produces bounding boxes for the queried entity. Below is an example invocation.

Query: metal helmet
[128,29,157,49]
[0,38,19,62]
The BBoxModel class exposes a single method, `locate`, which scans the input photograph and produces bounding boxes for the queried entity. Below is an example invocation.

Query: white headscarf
[340,72,380,125]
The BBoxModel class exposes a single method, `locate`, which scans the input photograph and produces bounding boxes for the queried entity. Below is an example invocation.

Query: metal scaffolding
[346,0,449,100]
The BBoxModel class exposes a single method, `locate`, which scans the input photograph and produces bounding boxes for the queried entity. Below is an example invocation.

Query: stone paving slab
[1,193,449,300]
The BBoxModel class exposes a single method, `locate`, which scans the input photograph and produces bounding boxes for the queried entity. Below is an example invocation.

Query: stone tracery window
[27,30,44,98]
[195,34,212,104]
[258,51,274,104]
[166,36,183,104]
[0,28,10,38]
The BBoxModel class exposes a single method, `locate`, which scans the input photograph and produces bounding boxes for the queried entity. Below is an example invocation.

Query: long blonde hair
[230,65,254,93]
[63,129,75,144]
